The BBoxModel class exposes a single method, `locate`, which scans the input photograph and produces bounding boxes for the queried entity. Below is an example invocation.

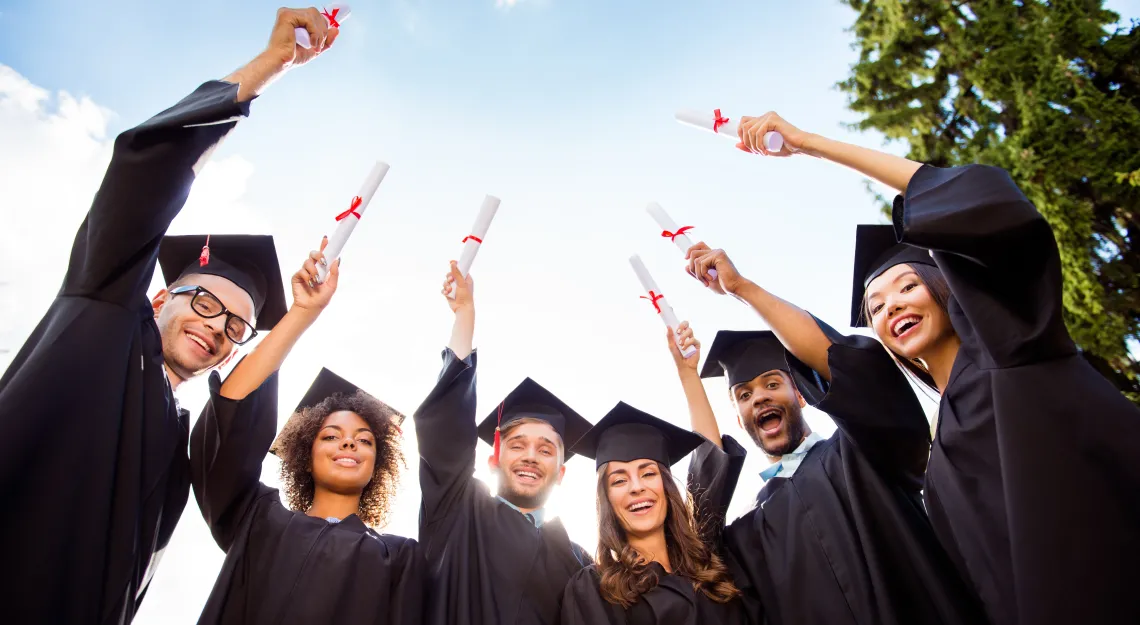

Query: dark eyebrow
[607,461,658,479]
[866,270,918,301]
[355,428,374,435]
[321,425,343,431]
[636,461,656,471]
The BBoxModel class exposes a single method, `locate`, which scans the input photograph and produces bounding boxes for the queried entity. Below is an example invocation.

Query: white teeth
[516,471,539,480]
[893,317,920,336]
[628,501,653,512]
[187,333,211,352]
[334,458,358,466]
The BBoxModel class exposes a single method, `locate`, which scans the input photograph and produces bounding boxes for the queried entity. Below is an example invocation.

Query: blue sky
[2,0,1138,622]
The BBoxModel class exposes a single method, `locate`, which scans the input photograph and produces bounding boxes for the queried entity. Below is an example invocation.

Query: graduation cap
[158,234,288,330]
[699,330,827,405]
[477,378,592,461]
[569,402,704,471]
[849,224,936,327]
[270,367,406,456]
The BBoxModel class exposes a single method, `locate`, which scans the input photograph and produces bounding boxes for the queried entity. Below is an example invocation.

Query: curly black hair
[276,390,405,527]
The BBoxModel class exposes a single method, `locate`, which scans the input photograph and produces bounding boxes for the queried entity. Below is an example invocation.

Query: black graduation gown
[0,81,250,624]
[190,371,425,624]
[561,562,747,625]
[413,348,591,625]
[691,320,987,625]
[893,164,1140,625]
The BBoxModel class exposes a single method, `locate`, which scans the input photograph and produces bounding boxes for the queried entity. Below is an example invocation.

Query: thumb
[449,261,464,282]
[327,258,341,290]
[665,326,680,355]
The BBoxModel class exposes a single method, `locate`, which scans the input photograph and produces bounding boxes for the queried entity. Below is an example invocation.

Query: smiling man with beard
[675,246,986,625]
[412,262,593,625]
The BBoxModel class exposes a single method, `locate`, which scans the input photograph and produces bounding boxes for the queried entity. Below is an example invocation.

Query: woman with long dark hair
[560,403,746,625]
[190,240,423,624]
[685,112,1140,625]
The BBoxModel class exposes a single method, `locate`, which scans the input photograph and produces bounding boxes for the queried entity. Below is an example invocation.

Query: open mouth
[513,468,542,484]
[333,454,360,467]
[756,407,783,436]
[185,329,216,356]
[891,314,922,339]
[626,498,656,516]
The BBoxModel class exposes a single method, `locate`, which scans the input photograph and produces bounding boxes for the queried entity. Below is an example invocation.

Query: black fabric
[691,316,986,625]
[569,402,704,470]
[892,164,1140,625]
[698,330,827,404]
[158,234,286,330]
[848,224,937,327]
[476,377,591,461]
[560,562,747,625]
[190,371,424,624]
[414,349,591,625]
[0,81,248,624]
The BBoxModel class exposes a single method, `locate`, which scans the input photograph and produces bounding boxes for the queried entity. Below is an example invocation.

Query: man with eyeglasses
[0,7,334,623]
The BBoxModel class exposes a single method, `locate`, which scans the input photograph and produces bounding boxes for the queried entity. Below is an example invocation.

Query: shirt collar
[497,496,546,527]
[759,431,824,481]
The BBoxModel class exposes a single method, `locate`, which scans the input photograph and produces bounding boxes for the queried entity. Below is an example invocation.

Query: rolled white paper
[645,202,717,280]
[317,160,389,283]
[448,194,501,299]
[629,255,697,359]
[675,108,784,153]
[295,4,351,49]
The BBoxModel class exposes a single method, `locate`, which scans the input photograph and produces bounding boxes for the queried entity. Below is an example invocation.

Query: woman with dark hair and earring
[685,112,1140,625]
[560,402,746,625]
[190,239,423,625]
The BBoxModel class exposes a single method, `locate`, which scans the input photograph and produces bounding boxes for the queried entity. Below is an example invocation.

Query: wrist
[287,304,322,326]
[677,367,701,382]
[727,277,757,298]
[453,305,475,319]
[799,132,826,158]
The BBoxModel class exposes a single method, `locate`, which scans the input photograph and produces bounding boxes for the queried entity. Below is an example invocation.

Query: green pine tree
[838,0,1140,403]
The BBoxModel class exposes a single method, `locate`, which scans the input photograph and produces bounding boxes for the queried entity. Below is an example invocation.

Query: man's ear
[555,464,567,486]
[152,289,170,319]
[487,454,500,472]
[795,387,807,409]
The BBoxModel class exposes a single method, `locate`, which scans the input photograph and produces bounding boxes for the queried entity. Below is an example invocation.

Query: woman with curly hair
[190,239,423,624]
[560,403,746,625]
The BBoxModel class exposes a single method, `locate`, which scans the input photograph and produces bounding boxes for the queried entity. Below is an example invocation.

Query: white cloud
[495,0,526,8]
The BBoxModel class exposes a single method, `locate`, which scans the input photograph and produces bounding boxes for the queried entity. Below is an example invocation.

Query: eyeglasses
[168,285,258,345]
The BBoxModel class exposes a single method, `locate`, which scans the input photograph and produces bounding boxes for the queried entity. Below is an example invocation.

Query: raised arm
[62,8,335,308]
[666,322,721,446]
[685,244,833,381]
[414,265,479,526]
[220,239,338,400]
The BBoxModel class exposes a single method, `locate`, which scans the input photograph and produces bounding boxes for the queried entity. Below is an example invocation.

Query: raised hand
[667,321,700,372]
[737,112,812,157]
[266,7,340,68]
[292,237,339,313]
[442,261,475,314]
[685,242,748,296]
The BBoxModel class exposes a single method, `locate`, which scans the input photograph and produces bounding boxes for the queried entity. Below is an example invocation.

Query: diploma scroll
[316,160,389,284]
[629,255,697,359]
[646,202,717,280]
[675,108,784,153]
[295,4,351,49]
[448,195,501,299]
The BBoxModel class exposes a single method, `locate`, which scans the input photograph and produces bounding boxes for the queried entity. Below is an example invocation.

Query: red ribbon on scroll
[713,109,729,133]
[640,291,664,314]
[661,226,694,242]
[335,196,363,221]
[462,235,483,244]
[322,7,341,28]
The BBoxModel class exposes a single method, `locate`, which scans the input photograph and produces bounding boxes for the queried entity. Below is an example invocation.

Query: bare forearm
[223,52,289,103]
[221,306,318,400]
[731,280,833,381]
[449,308,475,361]
[679,370,722,448]
[800,133,924,194]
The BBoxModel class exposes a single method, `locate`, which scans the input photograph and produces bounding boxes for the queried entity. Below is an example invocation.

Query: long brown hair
[277,391,405,527]
[860,262,953,395]
[595,464,739,608]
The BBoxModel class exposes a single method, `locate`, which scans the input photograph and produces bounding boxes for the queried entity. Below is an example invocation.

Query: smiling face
[865,263,955,362]
[604,459,668,539]
[310,410,377,496]
[732,370,808,457]
[153,273,255,380]
[490,419,566,510]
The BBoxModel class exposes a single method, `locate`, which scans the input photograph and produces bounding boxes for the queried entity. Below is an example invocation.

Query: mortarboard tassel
[493,402,504,458]
[199,234,211,267]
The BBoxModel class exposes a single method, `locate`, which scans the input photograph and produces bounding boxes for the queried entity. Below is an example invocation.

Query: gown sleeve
[412,348,478,528]
[687,435,747,549]
[561,566,623,625]
[189,368,279,551]
[387,538,428,625]
[893,164,1074,365]
[809,316,931,490]
[61,81,250,308]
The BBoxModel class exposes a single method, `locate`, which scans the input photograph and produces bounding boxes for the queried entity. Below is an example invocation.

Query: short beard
[157,318,213,382]
[494,466,556,510]
[746,403,808,457]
